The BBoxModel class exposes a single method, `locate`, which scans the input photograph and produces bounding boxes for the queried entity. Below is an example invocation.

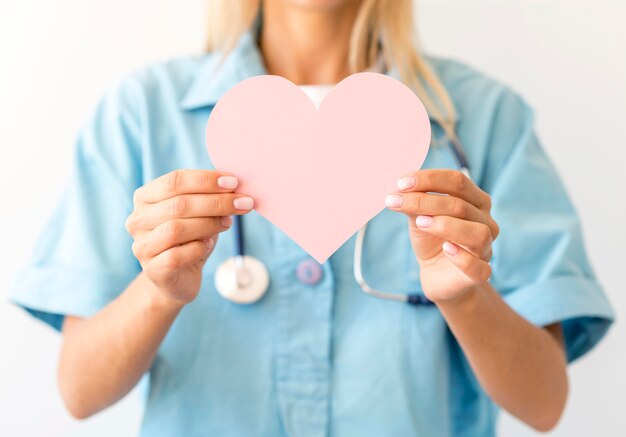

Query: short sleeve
[7,78,144,331]
[483,90,615,363]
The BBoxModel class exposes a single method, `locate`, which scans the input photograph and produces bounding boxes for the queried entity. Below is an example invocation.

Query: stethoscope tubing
[221,139,470,306]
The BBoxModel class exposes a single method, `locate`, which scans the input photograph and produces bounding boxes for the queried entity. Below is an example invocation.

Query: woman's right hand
[125,169,254,306]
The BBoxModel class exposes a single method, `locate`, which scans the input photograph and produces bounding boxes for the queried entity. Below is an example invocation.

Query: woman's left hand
[385,169,500,304]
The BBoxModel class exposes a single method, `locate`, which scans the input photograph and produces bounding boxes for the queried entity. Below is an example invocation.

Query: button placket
[273,232,334,437]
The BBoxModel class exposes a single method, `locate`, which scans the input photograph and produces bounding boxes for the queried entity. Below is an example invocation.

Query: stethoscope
[214,130,471,305]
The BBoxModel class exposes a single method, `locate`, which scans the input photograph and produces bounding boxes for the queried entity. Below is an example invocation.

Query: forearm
[438,283,568,431]
[58,272,183,419]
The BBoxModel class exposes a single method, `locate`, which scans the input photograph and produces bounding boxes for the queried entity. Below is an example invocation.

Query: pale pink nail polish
[217,176,238,189]
[416,215,433,228]
[443,242,459,256]
[385,194,403,208]
[397,176,416,190]
[234,196,254,210]
[204,238,215,250]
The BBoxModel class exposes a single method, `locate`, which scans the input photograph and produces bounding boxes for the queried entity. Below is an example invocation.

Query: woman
[9,0,614,436]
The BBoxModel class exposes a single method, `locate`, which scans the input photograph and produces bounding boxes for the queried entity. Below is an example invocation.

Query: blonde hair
[206,0,458,142]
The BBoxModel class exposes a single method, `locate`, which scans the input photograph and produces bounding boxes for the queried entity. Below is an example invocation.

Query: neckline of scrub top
[298,85,334,111]
[178,30,459,125]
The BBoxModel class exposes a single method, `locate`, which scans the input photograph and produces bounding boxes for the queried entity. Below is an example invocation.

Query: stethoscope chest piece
[214,255,270,304]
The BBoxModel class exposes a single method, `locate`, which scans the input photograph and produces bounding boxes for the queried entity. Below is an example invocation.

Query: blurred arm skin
[438,283,568,432]
[59,274,183,419]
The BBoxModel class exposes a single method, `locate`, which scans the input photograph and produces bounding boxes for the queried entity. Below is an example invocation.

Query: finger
[396,169,490,209]
[442,242,492,285]
[133,217,232,260]
[130,193,254,230]
[135,170,240,204]
[385,191,485,224]
[147,240,214,284]
[413,215,493,260]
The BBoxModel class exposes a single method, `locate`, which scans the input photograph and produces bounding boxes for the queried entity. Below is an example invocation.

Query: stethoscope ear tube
[234,215,246,261]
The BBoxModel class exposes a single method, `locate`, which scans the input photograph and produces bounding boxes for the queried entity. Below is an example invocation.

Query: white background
[1,0,624,436]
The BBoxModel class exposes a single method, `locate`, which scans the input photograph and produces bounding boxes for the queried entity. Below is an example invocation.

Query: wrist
[138,273,187,315]
[434,284,484,314]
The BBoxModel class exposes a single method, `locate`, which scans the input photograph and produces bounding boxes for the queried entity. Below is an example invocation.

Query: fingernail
[204,238,215,250]
[221,216,232,227]
[385,194,403,208]
[217,176,238,189]
[443,242,459,256]
[416,215,433,228]
[234,196,254,210]
[397,176,416,190]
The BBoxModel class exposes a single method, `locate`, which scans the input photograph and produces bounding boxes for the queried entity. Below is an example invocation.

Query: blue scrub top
[9,29,614,437]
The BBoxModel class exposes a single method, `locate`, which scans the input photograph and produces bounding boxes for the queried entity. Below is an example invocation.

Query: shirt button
[295,258,324,286]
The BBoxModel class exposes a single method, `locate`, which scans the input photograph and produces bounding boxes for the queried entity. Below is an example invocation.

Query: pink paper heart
[206,72,431,263]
